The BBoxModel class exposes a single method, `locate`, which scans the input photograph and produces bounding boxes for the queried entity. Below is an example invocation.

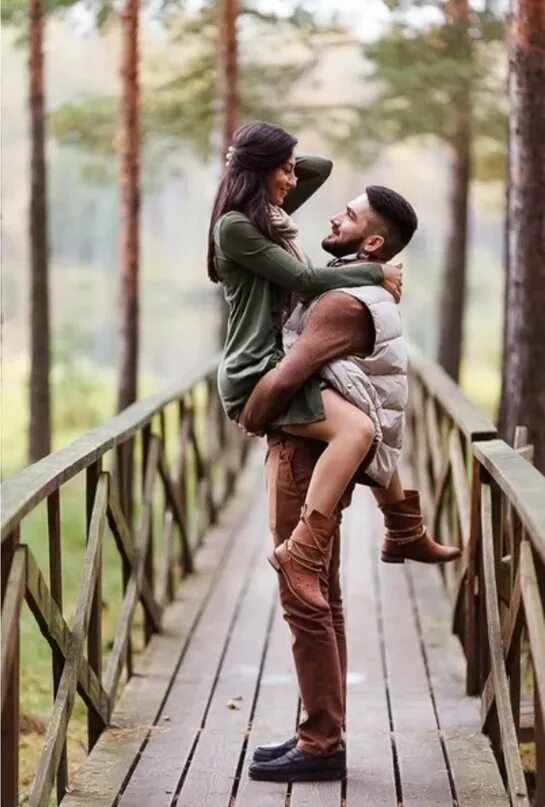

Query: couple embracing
[207,121,460,784]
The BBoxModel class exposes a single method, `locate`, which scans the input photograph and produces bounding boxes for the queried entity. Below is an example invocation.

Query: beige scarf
[268,205,311,267]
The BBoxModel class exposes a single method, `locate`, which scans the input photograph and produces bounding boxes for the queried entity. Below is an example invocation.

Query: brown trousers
[265,433,354,756]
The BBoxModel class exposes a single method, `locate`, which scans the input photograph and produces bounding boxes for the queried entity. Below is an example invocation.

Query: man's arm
[217,214,405,297]
[239,292,375,433]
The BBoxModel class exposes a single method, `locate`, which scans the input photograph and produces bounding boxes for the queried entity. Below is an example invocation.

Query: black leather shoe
[253,735,298,762]
[249,745,346,783]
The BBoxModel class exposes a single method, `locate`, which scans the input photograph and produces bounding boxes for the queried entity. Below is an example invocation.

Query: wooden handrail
[408,341,497,441]
[406,345,545,804]
[3,344,544,804]
[1,355,220,539]
[0,356,249,806]
[473,439,545,565]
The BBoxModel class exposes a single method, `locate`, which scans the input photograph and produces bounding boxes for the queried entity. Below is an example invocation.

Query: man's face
[322,193,385,258]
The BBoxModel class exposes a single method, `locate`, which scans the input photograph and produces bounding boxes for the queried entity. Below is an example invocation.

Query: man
[243,186,461,783]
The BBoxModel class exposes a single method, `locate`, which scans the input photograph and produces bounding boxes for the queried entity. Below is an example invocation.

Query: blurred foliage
[1,0,114,31]
[1,326,160,477]
[1,351,115,478]
[46,1,341,169]
[330,1,507,182]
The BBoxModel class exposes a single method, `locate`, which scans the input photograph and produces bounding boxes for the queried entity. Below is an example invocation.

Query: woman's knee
[335,414,374,453]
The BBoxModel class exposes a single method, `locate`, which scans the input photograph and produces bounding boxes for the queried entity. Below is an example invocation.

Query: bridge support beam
[1,529,20,807]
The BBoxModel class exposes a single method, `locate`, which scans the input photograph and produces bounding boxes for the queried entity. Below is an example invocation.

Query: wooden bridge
[2,349,545,806]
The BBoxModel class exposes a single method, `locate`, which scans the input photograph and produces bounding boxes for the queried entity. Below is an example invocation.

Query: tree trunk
[437,0,471,383]
[28,0,51,462]
[499,0,545,471]
[217,0,239,342]
[219,0,240,156]
[117,0,140,413]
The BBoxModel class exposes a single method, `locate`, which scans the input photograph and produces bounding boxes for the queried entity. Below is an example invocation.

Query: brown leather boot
[268,507,338,611]
[380,490,462,565]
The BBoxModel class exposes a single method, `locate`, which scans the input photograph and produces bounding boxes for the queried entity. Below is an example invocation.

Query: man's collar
[327,251,371,267]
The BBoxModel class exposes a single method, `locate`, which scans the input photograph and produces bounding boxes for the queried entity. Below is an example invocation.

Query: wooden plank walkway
[62,451,509,806]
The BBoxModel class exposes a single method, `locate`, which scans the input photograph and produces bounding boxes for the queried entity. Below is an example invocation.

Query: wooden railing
[407,342,545,805]
[3,344,544,805]
[1,357,249,807]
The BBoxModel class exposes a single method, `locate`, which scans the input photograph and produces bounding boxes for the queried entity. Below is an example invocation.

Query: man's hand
[382,263,403,303]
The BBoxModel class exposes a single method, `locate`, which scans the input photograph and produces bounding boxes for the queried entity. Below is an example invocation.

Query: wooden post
[142,424,155,643]
[535,679,545,807]
[177,399,192,575]
[478,479,492,694]
[1,528,21,807]
[509,517,523,743]
[47,491,68,801]
[86,460,104,749]
[508,427,529,740]
[116,440,133,678]
[159,408,174,601]
[535,551,545,802]
[486,481,505,758]
[465,458,482,694]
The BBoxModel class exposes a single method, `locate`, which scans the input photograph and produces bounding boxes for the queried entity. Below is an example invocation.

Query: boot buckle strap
[300,509,327,556]
[286,537,325,572]
[384,524,426,545]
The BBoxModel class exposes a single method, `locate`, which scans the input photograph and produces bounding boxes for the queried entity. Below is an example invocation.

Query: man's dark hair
[365,185,418,259]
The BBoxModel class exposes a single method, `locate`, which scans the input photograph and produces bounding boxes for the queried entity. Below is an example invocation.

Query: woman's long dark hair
[207,121,298,283]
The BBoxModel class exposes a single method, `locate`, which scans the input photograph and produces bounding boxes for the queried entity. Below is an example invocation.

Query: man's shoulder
[311,290,368,316]
[336,285,395,306]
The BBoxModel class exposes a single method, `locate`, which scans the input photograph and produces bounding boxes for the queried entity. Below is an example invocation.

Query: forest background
[2,0,506,480]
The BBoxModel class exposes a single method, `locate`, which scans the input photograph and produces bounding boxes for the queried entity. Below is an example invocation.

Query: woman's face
[265,151,297,206]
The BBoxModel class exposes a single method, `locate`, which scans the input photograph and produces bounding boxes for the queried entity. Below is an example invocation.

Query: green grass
[460,356,501,422]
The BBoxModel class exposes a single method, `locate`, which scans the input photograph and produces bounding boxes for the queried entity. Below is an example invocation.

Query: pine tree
[117,0,140,412]
[3,0,118,461]
[28,0,51,462]
[330,0,505,382]
[498,0,545,471]
[48,3,338,162]
[219,0,239,156]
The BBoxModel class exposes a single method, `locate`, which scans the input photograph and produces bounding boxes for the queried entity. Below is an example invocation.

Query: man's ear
[363,234,385,254]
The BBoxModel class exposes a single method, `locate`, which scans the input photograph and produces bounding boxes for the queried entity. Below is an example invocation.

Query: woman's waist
[217,352,281,414]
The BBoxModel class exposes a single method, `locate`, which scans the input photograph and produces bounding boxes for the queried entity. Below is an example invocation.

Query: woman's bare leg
[372,469,405,507]
[268,390,374,614]
[283,388,375,517]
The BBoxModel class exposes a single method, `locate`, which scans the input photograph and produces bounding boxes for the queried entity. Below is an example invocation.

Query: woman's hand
[382,262,403,303]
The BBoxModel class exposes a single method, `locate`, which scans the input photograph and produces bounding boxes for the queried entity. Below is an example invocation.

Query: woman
[207,121,401,610]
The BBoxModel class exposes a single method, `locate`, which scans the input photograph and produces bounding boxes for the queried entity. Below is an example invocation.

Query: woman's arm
[217,213,386,295]
[282,155,333,215]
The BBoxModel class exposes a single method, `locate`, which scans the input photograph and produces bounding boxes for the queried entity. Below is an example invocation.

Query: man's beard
[321,235,363,258]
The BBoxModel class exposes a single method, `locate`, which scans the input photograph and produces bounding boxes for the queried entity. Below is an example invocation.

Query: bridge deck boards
[62,455,508,806]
